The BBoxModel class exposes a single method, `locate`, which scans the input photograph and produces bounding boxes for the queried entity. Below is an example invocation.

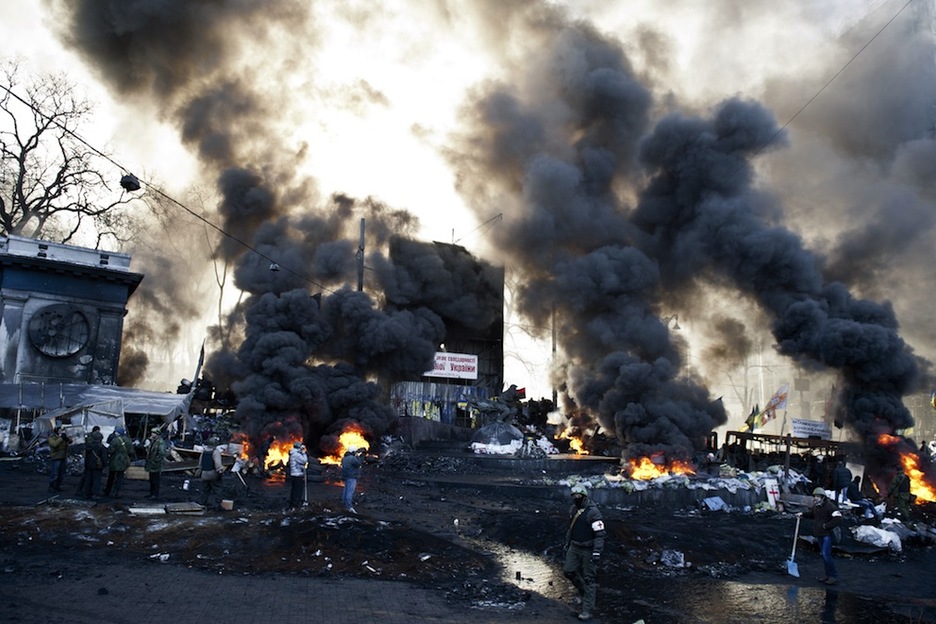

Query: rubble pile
[539,464,809,500]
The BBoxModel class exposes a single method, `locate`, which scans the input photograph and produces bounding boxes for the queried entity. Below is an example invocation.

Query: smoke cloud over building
[47,1,936,479]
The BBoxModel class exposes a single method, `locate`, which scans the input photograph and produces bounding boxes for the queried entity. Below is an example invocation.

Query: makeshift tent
[33,400,126,439]
[0,383,193,433]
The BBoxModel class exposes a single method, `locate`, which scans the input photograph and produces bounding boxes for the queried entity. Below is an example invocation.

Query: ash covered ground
[2,445,936,623]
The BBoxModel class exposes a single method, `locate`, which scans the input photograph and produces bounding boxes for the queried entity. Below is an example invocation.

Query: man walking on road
[563,484,606,621]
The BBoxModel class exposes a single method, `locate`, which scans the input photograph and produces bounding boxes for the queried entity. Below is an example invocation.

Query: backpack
[200,450,215,471]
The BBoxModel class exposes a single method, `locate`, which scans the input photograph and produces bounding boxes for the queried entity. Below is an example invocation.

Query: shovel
[787,514,801,577]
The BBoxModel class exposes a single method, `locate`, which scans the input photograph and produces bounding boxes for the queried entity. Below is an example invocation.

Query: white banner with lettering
[792,419,832,440]
[424,352,478,380]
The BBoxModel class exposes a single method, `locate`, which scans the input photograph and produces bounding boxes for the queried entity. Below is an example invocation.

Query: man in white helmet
[563,484,606,621]
[341,445,365,513]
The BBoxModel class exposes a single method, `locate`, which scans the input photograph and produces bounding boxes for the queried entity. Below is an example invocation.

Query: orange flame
[321,426,371,465]
[555,428,589,455]
[627,456,696,480]
[265,439,302,469]
[877,434,936,504]
[231,431,302,470]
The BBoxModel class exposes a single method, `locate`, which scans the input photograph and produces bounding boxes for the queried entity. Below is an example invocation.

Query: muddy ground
[1,446,935,623]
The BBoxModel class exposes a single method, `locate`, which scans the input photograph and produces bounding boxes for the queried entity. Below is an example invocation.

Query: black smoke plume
[450,6,928,473]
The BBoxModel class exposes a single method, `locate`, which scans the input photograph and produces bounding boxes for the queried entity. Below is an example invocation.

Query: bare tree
[0,62,140,246]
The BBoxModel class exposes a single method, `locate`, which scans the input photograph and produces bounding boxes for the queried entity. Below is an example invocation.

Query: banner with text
[424,352,478,380]
[792,419,832,440]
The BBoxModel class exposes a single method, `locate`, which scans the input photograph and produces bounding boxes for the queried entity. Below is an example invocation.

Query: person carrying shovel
[799,487,843,585]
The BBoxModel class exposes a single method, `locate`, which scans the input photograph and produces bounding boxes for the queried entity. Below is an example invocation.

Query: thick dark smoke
[633,99,924,471]
[449,16,726,462]
[222,197,503,447]
[53,0,935,482]
[450,5,929,474]
[51,1,502,452]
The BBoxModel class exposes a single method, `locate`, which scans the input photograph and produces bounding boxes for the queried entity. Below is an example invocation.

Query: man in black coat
[801,487,843,585]
[563,484,606,621]
[82,431,108,500]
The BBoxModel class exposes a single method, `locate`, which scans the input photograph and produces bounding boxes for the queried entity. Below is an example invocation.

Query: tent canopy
[0,383,191,423]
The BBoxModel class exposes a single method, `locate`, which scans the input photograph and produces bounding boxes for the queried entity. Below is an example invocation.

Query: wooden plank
[128,506,166,515]
[165,502,205,515]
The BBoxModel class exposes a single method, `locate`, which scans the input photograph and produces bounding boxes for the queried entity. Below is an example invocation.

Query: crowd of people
[41,425,372,515]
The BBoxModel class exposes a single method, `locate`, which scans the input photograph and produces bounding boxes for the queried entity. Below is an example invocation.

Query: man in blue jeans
[801,487,843,585]
[341,445,364,513]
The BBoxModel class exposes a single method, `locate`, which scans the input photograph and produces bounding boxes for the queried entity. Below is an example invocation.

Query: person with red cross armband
[563,483,606,621]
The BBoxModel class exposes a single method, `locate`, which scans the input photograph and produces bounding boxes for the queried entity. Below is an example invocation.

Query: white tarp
[0,383,192,424]
[33,399,126,440]
[852,525,902,552]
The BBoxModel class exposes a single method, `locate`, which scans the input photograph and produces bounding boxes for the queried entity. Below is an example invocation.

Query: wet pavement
[2,452,935,623]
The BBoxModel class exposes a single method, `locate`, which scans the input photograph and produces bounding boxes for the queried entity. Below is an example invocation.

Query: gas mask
[572,494,586,508]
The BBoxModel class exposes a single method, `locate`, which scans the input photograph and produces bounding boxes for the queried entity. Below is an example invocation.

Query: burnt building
[0,235,142,386]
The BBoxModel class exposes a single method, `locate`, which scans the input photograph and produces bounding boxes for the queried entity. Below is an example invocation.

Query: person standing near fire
[341,445,365,514]
[887,467,912,519]
[800,487,843,585]
[145,429,167,500]
[198,437,225,508]
[831,459,852,504]
[287,441,307,509]
[47,426,71,493]
[563,484,606,621]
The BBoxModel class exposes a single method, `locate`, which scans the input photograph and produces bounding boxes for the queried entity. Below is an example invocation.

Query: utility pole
[357,218,365,292]
[551,304,557,407]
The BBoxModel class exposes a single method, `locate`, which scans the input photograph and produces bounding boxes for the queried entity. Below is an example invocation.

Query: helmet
[347,445,359,454]
[207,437,220,445]
[812,487,827,497]
[116,428,126,435]
[571,484,589,497]
[293,441,303,449]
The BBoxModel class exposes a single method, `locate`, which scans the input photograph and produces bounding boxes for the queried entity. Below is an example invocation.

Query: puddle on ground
[474,538,934,623]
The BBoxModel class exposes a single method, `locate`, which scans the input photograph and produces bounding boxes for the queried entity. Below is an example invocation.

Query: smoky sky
[449,3,929,472]
[51,0,502,451]
[49,0,936,477]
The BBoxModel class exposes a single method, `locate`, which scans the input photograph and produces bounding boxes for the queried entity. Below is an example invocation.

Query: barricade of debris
[549,464,808,497]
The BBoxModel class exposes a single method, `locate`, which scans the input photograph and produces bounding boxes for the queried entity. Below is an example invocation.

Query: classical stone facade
[0,236,142,385]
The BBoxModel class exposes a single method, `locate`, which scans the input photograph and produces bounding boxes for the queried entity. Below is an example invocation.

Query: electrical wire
[0,82,332,293]
[737,0,915,174]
